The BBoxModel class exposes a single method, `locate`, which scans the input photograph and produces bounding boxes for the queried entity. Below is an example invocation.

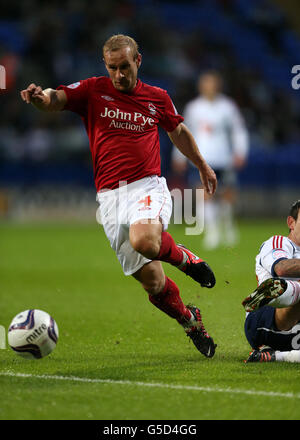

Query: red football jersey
[57,77,184,191]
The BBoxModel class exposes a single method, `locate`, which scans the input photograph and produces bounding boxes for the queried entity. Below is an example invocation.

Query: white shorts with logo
[96,175,173,276]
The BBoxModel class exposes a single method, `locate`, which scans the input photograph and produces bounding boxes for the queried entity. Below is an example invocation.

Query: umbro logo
[67,82,80,89]
[101,95,115,101]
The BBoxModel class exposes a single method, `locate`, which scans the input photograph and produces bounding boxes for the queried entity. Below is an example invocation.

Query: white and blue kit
[173,94,249,186]
[245,235,300,350]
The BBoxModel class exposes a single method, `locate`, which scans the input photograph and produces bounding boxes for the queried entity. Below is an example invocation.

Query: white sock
[203,200,218,225]
[275,350,300,363]
[203,200,220,248]
[270,280,300,308]
[220,200,238,246]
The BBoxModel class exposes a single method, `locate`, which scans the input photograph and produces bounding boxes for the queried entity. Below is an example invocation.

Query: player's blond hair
[103,34,139,60]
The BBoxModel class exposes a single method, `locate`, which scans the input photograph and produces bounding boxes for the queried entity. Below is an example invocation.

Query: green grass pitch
[1,219,300,420]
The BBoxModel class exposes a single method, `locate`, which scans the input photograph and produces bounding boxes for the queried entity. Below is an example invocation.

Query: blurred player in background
[242,200,300,363]
[20,35,218,358]
[172,70,249,249]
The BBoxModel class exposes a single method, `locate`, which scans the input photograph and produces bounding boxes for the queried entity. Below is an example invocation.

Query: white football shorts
[96,175,173,276]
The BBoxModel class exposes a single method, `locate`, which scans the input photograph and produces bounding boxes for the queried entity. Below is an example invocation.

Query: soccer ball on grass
[8,309,59,359]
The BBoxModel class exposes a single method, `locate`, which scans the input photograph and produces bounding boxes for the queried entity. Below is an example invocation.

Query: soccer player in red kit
[20,35,218,358]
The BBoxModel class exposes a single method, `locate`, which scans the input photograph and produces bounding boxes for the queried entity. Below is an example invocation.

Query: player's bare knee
[131,236,160,259]
[142,278,165,295]
[275,308,300,331]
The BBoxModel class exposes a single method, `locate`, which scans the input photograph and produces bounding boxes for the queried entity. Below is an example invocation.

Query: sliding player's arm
[260,236,300,278]
[20,83,67,112]
[274,259,300,278]
[168,122,217,195]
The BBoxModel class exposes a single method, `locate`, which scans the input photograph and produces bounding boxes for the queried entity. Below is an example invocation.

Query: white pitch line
[0,371,299,400]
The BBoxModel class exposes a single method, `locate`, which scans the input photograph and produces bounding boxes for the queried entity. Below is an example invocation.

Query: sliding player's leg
[242,278,300,312]
[244,305,300,363]
[275,301,300,331]
[245,346,300,363]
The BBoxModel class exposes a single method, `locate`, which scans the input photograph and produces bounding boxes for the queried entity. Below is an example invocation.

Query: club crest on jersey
[67,82,80,89]
[272,249,288,260]
[148,103,156,115]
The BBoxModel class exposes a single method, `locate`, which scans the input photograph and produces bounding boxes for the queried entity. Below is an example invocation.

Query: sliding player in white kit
[172,70,249,249]
[242,200,300,362]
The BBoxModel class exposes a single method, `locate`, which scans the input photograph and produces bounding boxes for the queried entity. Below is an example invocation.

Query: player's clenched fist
[20,83,47,104]
[20,84,66,111]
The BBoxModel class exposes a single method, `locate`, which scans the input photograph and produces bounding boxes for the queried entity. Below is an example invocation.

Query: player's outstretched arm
[168,122,217,195]
[20,83,67,112]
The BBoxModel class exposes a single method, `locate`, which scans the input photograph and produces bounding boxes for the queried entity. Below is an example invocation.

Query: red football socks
[148,276,192,324]
[154,231,184,266]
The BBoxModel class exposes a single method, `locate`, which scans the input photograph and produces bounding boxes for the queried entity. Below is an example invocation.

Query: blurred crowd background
[1,0,300,220]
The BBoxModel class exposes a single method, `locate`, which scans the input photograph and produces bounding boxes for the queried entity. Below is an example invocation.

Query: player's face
[288,213,300,246]
[198,75,220,99]
[104,47,141,92]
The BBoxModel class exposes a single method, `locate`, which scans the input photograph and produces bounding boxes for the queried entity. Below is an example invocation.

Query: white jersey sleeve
[227,100,249,160]
[183,100,199,134]
[171,101,195,164]
[256,235,296,283]
[175,95,249,169]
